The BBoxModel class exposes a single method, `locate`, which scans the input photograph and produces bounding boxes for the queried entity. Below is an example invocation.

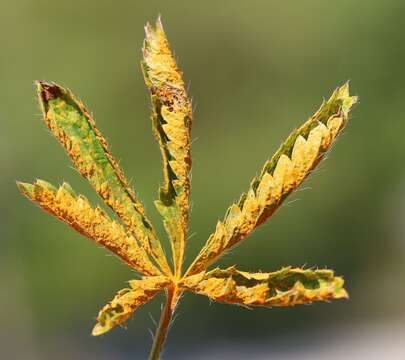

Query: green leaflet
[186,84,357,276]
[181,266,347,306]
[36,82,171,275]
[142,18,193,277]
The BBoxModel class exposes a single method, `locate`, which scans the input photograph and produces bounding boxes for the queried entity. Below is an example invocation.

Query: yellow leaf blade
[181,266,347,307]
[92,276,170,336]
[17,180,160,276]
[36,82,171,275]
[187,84,357,275]
[142,18,193,276]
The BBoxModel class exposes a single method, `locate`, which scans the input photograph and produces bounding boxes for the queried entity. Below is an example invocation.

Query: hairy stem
[148,286,178,360]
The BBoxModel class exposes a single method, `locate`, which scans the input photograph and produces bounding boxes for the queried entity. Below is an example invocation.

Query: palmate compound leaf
[92,276,170,336]
[17,180,160,276]
[181,267,347,307]
[142,18,193,277]
[35,82,171,275]
[186,84,358,276]
[17,17,355,356]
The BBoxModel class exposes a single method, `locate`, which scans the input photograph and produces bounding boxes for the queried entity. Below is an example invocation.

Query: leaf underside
[187,84,357,276]
[17,180,160,276]
[35,81,171,275]
[92,276,170,336]
[142,18,193,276]
[182,266,347,307]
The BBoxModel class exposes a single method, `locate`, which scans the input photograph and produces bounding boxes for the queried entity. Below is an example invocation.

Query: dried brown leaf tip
[18,17,357,360]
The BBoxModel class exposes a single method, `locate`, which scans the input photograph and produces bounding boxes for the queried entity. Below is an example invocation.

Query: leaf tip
[340,288,349,299]
[338,81,358,111]
[144,21,153,37]
[91,323,108,337]
[156,14,164,31]
[36,81,63,104]
[16,181,34,197]
[333,276,349,299]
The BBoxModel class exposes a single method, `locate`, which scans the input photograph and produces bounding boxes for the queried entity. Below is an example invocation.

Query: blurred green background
[2,0,405,359]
